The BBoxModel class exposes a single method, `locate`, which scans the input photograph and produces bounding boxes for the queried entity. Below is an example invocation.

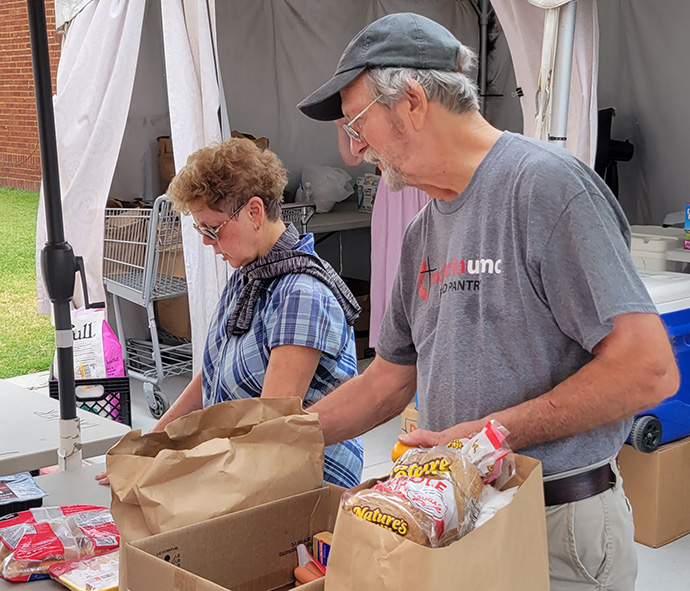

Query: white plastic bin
[630,225,685,272]
[638,269,690,314]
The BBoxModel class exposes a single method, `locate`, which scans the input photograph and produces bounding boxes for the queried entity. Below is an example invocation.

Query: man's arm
[402,313,679,449]
[309,355,417,446]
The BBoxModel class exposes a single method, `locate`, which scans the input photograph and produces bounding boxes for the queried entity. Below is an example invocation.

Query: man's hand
[398,419,485,448]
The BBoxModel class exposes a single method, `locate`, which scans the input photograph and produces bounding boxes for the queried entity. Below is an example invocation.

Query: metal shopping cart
[103,196,193,418]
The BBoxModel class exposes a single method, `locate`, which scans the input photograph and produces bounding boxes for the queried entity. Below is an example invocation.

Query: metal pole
[478,0,490,115]
[26,0,82,470]
[549,1,577,147]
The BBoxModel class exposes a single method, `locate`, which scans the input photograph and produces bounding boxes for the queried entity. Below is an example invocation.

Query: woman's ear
[246,196,265,226]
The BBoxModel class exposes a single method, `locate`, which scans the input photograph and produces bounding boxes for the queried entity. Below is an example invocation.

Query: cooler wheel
[630,415,662,453]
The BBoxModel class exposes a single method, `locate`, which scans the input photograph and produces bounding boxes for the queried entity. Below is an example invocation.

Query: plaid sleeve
[264,275,350,358]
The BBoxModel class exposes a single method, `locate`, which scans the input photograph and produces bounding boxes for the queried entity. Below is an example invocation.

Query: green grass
[0,188,55,378]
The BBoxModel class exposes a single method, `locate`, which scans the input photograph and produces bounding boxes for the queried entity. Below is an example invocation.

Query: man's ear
[404,79,428,131]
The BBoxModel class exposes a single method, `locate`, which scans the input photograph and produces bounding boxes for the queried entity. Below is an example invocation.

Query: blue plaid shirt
[202,233,363,488]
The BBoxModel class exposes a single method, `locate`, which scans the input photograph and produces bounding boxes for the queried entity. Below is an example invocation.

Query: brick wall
[0,1,61,192]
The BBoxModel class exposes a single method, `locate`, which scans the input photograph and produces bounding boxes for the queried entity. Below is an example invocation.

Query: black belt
[543,464,615,506]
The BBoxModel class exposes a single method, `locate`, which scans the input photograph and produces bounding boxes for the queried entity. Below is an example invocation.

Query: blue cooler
[628,270,690,452]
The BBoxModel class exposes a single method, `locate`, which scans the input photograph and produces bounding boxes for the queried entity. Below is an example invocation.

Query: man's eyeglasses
[342,94,383,142]
[192,200,247,241]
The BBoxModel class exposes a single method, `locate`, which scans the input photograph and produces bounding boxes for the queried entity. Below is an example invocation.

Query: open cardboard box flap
[126,484,343,591]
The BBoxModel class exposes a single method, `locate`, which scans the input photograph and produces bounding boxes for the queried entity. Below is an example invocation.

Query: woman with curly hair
[98,137,364,488]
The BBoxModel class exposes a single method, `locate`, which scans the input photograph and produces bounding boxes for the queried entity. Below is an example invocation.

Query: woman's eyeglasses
[192,200,247,241]
[342,94,383,142]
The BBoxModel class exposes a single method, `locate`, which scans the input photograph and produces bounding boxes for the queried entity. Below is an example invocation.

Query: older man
[298,12,678,590]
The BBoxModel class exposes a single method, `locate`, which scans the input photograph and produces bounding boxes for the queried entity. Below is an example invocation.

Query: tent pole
[549,0,577,148]
[26,0,82,471]
[478,0,490,115]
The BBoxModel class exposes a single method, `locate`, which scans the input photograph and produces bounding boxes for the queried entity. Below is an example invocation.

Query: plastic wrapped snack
[343,448,483,548]
[447,419,516,488]
[0,473,47,518]
[0,505,119,582]
[49,549,119,591]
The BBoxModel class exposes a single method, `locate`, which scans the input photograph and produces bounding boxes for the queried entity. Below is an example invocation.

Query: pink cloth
[369,181,431,348]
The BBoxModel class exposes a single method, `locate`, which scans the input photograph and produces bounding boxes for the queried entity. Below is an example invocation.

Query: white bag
[301,165,353,213]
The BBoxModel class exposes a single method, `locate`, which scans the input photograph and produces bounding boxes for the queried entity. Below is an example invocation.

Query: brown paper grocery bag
[108,397,324,589]
[324,454,549,591]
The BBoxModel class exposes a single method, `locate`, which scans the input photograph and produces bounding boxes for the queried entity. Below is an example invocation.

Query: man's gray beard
[365,149,407,192]
[382,166,407,192]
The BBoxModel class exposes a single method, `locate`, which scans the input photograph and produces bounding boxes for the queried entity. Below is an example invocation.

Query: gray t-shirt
[377,132,657,476]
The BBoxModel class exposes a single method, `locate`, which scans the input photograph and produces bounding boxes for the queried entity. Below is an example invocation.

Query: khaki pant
[546,461,637,591]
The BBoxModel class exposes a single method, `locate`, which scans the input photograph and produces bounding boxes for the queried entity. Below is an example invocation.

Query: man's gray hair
[364,45,480,115]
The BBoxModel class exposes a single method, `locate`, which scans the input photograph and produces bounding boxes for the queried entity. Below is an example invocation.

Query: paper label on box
[153,546,181,567]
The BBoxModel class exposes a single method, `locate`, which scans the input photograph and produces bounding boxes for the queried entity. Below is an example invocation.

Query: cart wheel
[630,415,662,453]
[143,383,169,419]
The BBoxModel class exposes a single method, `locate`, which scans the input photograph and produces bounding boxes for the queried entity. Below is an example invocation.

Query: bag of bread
[343,447,482,548]
[0,505,119,582]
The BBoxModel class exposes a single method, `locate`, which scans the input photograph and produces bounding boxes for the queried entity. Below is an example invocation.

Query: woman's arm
[261,344,321,399]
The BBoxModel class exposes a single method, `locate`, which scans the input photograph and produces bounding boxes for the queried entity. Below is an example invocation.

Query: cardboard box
[157,136,175,193]
[326,455,549,591]
[618,438,690,547]
[125,484,344,591]
[400,402,418,434]
[156,295,191,339]
[356,174,379,213]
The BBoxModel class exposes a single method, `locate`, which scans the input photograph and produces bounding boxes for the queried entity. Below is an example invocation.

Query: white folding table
[0,379,130,476]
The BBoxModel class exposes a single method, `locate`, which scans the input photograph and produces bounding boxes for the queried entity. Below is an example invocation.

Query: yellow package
[48,549,118,591]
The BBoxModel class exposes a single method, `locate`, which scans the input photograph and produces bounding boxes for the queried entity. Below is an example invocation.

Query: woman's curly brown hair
[167,138,287,221]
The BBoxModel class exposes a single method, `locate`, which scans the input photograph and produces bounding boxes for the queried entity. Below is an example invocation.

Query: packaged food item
[312,531,332,567]
[448,419,516,487]
[293,543,325,586]
[0,473,47,518]
[343,448,482,548]
[49,549,119,591]
[0,505,119,582]
[346,421,515,548]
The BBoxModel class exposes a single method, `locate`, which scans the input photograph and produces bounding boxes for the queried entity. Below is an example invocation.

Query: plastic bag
[49,549,119,591]
[0,473,47,518]
[447,419,516,488]
[301,165,353,213]
[343,448,483,548]
[53,308,125,380]
[345,421,516,548]
[0,505,119,582]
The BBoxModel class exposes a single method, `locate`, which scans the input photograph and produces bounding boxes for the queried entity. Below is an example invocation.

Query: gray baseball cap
[298,13,463,121]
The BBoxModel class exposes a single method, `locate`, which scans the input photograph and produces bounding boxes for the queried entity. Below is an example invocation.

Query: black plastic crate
[49,376,131,426]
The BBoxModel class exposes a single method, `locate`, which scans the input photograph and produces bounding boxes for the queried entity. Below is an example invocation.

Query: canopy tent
[39,0,687,366]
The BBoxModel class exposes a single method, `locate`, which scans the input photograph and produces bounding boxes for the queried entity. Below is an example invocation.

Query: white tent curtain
[216,0,479,192]
[54,0,94,30]
[36,0,146,314]
[490,0,599,165]
[160,0,227,370]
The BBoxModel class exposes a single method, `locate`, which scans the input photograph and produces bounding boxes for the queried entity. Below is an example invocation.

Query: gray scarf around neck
[227,224,361,336]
